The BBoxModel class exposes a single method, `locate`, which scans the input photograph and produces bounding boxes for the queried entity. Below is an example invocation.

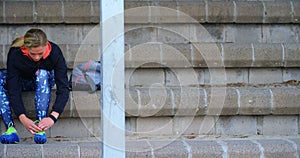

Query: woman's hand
[38,117,55,131]
[19,114,42,134]
[38,111,59,131]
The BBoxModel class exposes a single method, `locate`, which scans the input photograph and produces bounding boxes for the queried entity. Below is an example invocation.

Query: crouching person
[0,28,69,144]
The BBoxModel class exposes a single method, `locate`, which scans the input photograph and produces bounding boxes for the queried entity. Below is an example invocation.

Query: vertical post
[100,0,125,158]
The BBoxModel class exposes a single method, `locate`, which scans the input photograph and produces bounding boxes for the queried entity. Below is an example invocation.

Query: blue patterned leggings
[0,70,54,129]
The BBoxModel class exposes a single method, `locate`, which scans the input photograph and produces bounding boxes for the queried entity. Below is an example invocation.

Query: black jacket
[6,42,70,117]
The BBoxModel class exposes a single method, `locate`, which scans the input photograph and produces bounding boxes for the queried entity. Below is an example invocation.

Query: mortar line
[41,145,44,158]
[205,0,208,22]
[262,1,266,23]
[251,43,255,67]
[182,139,192,158]
[282,138,299,158]
[77,144,81,158]
[159,43,163,66]
[170,89,175,115]
[136,89,141,116]
[290,1,295,22]
[146,140,155,158]
[3,1,6,23]
[281,43,286,67]
[233,1,237,22]
[221,43,224,65]
[216,140,228,158]
[235,88,241,115]
[250,140,265,158]
[203,88,208,115]
[190,43,194,66]
[4,145,6,158]
[269,88,274,114]
[33,1,36,23]
[61,1,65,22]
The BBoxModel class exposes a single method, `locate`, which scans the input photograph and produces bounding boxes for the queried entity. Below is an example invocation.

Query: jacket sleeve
[51,46,70,115]
[6,48,26,117]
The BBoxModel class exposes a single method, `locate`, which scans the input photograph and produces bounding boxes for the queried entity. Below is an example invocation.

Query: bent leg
[0,70,14,129]
[35,69,51,121]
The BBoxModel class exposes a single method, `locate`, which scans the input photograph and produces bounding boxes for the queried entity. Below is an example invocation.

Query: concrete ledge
[18,86,300,119]
[0,1,298,24]
[0,136,299,158]
[2,42,299,69]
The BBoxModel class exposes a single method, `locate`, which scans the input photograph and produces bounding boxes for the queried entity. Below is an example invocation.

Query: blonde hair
[11,28,48,48]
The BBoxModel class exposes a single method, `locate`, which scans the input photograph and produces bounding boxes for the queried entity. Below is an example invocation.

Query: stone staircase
[0,0,300,157]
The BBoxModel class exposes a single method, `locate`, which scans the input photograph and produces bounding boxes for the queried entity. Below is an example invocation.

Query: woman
[0,28,70,144]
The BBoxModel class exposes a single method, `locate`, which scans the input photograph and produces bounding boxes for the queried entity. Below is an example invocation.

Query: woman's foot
[0,126,20,144]
[34,131,47,144]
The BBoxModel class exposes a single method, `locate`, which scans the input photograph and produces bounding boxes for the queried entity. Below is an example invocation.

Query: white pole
[100,0,125,157]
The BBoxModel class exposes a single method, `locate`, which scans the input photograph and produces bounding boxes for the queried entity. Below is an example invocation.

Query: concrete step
[0,136,299,158]
[19,85,300,119]
[0,1,299,24]
[9,86,300,139]
[2,40,300,70]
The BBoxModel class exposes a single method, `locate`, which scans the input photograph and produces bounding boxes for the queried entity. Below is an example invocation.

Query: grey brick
[207,88,238,115]
[167,43,194,67]
[225,25,263,43]
[73,91,100,118]
[272,87,300,115]
[285,43,300,67]
[137,87,171,117]
[173,116,216,135]
[253,43,283,67]
[126,140,152,157]
[125,3,150,24]
[79,142,102,158]
[126,68,164,87]
[262,116,298,135]
[225,68,248,84]
[35,1,63,23]
[43,144,79,158]
[0,1,3,23]
[124,42,162,68]
[187,140,224,158]
[283,68,300,82]
[161,43,194,68]
[257,139,297,158]
[249,68,283,84]
[225,140,261,158]
[223,43,253,67]
[0,26,8,45]
[91,1,100,23]
[207,1,234,23]
[238,88,271,115]
[50,118,92,138]
[6,144,42,158]
[152,140,189,158]
[45,25,83,45]
[166,68,204,86]
[264,26,298,43]
[157,24,189,44]
[216,116,257,135]
[172,87,204,116]
[294,1,300,23]
[125,89,139,117]
[5,1,33,23]
[235,1,263,23]
[136,117,173,136]
[264,1,292,23]
[124,25,157,46]
[64,1,91,23]
[178,1,206,23]
[152,2,179,24]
